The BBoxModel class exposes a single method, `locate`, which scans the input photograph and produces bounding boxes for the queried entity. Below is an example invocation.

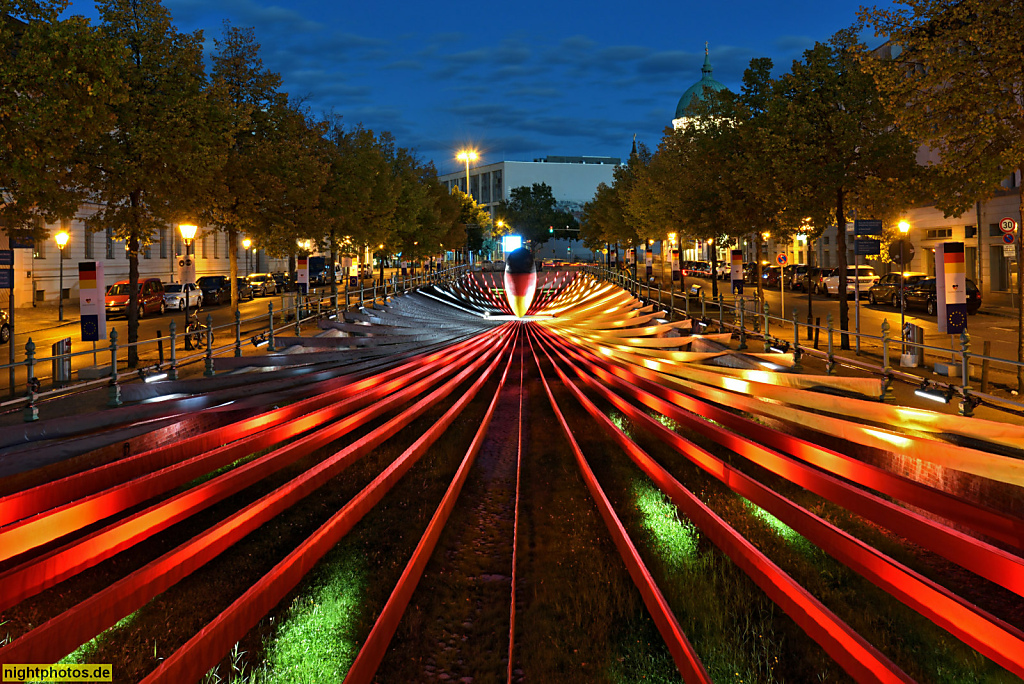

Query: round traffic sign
[776,253,788,266]
[1003,232,1016,245]
[999,217,1017,233]
[887,239,915,263]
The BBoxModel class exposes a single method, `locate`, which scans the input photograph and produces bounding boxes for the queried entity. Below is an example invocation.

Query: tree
[77,0,225,366]
[497,183,577,251]
[0,0,123,241]
[775,29,921,348]
[204,22,286,309]
[861,0,1024,389]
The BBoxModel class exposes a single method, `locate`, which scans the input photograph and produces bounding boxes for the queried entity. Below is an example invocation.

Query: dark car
[868,272,928,307]
[105,278,165,318]
[0,309,10,344]
[812,267,837,295]
[904,277,982,316]
[763,265,783,289]
[196,275,231,306]
[236,278,254,301]
[785,264,811,290]
[271,272,293,292]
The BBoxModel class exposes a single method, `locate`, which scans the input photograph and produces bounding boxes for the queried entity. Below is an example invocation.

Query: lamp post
[456,149,478,265]
[179,224,198,350]
[55,230,69,321]
[898,220,910,354]
[242,237,251,276]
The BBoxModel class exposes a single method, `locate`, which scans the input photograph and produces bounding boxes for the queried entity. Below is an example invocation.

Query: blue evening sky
[66,0,893,175]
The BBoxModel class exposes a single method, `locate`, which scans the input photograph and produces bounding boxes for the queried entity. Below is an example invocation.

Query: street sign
[0,250,13,267]
[0,270,12,289]
[999,217,1017,233]
[776,253,787,266]
[854,219,883,236]
[887,239,915,263]
[854,238,881,256]
[1003,232,1016,245]
[1004,244,1017,257]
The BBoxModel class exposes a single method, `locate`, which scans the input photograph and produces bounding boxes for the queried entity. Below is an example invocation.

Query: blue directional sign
[0,250,13,266]
[854,238,881,256]
[854,219,883,236]
[0,270,13,288]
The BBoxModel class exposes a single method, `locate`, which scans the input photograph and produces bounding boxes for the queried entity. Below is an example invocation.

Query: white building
[1,205,288,308]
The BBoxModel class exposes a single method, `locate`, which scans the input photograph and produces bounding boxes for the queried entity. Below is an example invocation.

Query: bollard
[205,313,215,377]
[700,289,706,319]
[268,302,276,352]
[169,321,178,380]
[826,312,836,375]
[981,340,991,393]
[791,310,802,372]
[294,292,301,336]
[717,293,724,331]
[959,332,974,417]
[669,288,674,322]
[24,338,38,421]
[881,319,894,402]
[763,302,772,352]
[234,309,242,357]
[737,296,747,350]
[108,329,122,407]
[157,330,164,366]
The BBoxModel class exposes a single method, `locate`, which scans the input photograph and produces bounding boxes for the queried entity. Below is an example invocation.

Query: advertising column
[296,256,309,294]
[731,249,744,294]
[78,261,106,344]
[936,242,967,334]
[671,247,680,282]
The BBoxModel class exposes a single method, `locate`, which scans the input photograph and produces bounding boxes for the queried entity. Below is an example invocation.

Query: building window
[989,223,1003,237]
[174,231,182,257]
[492,170,502,201]
[213,232,219,259]
[470,174,479,201]
[106,227,114,259]
[201,234,208,259]
[85,229,94,259]
[925,228,953,239]
[481,172,491,203]
[159,227,168,259]
[33,218,45,259]
[823,236,830,245]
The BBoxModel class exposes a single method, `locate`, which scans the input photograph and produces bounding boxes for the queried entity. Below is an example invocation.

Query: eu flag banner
[935,242,967,334]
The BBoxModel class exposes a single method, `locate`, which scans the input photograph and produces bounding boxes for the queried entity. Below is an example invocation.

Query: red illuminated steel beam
[535,326,1024,592]
[343,326,520,683]
[535,330,1024,677]
[0,326,511,613]
[0,334,486,527]
[0,326,512,667]
[526,331,712,684]
[141,328,516,683]
[525,326,913,684]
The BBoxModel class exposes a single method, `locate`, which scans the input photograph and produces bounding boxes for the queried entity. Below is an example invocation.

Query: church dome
[674,48,727,119]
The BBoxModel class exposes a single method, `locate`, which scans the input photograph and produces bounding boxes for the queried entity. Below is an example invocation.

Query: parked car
[0,309,10,344]
[246,272,278,297]
[784,264,811,290]
[820,265,878,296]
[811,267,837,295]
[235,278,254,301]
[163,282,202,311]
[196,275,231,306]
[904,277,982,316]
[867,271,928,307]
[763,265,783,289]
[271,272,294,292]
[105,278,165,318]
[715,263,731,280]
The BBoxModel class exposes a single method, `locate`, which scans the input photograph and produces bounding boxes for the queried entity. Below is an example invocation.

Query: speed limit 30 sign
[999,217,1017,233]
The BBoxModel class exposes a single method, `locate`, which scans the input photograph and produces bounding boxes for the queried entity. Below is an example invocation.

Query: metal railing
[586,264,1024,419]
[0,265,468,422]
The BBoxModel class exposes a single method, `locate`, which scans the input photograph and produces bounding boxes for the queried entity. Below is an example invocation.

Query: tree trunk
[836,188,850,350]
[806,240,815,335]
[228,229,238,309]
[330,228,338,300]
[710,238,719,299]
[127,191,141,369]
[755,234,763,304]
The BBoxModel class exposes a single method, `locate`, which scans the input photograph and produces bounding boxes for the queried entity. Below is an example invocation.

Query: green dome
[674,50,727,119]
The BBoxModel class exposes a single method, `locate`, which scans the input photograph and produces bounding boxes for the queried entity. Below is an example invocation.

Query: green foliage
[497,182,578,249]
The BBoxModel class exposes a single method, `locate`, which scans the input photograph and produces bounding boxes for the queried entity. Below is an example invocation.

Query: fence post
[737,296,747,350]
[717,293,724,330]
[24,338,38,421]
[959,332,974,417]
[980,340,991,393]
[234,309,242,357]
[700,289,706,319]
[881,319,894,402]
[294,292,301,335]
[108,329,122,407]
[267,302,276,352]
[826,312,836,375]
[669,287,674,322]
[204,313,215,377]
[791,309,803,372]
[168,321,178,380]
[762,301,771,352]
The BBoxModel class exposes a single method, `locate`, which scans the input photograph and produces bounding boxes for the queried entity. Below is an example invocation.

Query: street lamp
[457,149,479,266]
[55,230,69,321]
[179,223,198,350]
[898,219,910,355]
[242,238,251,276]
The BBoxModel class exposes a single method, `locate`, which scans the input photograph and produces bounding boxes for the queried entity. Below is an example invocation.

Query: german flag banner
[671,248,680,282]
[77,261,106,341]
[935,242,967,334]
[731,249,744,295]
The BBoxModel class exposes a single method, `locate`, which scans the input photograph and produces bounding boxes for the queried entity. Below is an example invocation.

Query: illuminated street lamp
[242,237,251,276]
[457,149,479,266]
[898,219,911,353]
[179,223,198,350]
[55,230,69,321]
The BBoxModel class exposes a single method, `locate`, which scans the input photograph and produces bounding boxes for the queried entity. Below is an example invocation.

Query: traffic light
[549,226,553,234]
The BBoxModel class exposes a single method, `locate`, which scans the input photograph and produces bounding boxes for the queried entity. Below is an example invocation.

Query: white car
[821,265,879,296]
[163,282,202,310]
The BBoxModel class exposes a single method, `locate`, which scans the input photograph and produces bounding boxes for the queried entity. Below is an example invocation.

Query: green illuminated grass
[59,611,140,665]
[608,410,632,438]
[258,554,365,682]
[741,498,815,556]
[650,412,680,431]
[632,480,699,569]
